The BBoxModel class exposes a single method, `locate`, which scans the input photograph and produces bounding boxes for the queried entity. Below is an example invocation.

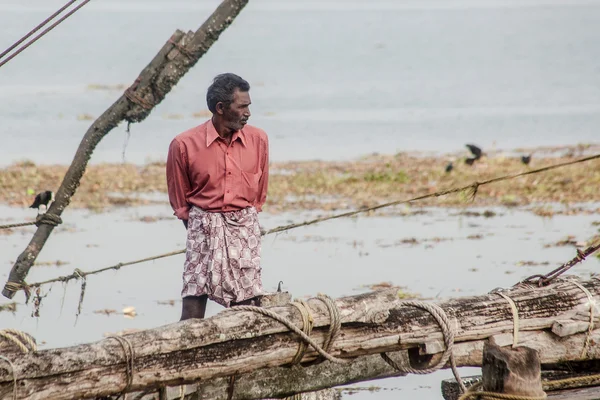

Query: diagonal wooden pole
[2,0,250,299]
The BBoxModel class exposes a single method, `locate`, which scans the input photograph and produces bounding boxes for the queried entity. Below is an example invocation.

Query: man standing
[166,73,269,320]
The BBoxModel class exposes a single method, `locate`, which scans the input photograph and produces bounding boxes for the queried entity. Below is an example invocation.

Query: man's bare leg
[180,295,208,320]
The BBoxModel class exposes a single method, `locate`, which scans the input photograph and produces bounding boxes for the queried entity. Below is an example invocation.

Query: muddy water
[1,203,599,399]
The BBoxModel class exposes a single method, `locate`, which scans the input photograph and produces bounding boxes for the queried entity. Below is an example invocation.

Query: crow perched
[465,144,483,160]
[445,162,454,173]
[29,190,54,214]
[521,154,532,165]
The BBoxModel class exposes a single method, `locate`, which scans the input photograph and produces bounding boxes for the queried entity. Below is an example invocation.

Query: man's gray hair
[206,73,250,113]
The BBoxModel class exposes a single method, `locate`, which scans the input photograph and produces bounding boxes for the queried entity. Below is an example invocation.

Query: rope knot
[35,213,62,227]
[72,268,85,279]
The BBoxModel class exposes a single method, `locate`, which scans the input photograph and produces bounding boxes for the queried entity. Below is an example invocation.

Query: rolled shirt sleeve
[166,139,191,221]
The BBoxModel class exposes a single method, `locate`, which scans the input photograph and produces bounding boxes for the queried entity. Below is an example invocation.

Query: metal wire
[0,0,92,69]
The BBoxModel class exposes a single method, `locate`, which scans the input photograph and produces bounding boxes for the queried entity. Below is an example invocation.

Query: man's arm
[255,134,269,212]
[166,139,192,225]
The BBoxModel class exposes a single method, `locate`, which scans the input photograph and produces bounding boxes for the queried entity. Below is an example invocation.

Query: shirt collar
[205,119,247,148]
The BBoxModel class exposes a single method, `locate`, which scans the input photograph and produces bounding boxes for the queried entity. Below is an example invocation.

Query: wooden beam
[1,278,599,399]
[1,0,249,299]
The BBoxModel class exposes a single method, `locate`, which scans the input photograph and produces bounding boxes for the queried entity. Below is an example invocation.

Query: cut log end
[482,338,545,396]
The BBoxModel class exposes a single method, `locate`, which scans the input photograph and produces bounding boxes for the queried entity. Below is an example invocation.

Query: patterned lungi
[182,206,264,307]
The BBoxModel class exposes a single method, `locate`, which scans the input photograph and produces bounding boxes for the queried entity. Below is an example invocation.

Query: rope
[289,299,314,365]
[0,213,62,230]
[313,295,341,353]
[124,78,154,110]
[380,299,466,393]
[264,153,600,236]
[35,213,63,227]
[459,382,547,400]
[0,221,36,230]
[567,279,595,358]
[25,249,186,289]
[495,292,520,348]
[7,154,600,297]
[0,329,37,353]
[543,373,600,391]
[0,330,33,400]
[459,374,600,399]
[105,335,136,394]
[0,356,17,400]
[0,0,92,69]
[225,305,349,364]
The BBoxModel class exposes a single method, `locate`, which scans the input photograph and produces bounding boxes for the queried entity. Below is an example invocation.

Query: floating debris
[0,302,17,313]
[467,234,484,240]
[93,309,117,316]
[122,306,137,318]
[86,83,127,91]
[77,113,95,121]
[192,110,211,118]
[544,236,578,248]
[515,261,551,267]
[157,299,179,306]
[163,113,184,120]
[33,260,69,267]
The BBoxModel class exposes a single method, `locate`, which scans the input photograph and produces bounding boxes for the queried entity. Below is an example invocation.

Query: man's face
[220,89,251,132]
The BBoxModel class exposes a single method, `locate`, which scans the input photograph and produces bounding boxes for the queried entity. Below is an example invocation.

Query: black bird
[465,144,483,160]
[29,190,54,214]
[465,157,477,166]
[521,154,532,165]
[445,162,454,173]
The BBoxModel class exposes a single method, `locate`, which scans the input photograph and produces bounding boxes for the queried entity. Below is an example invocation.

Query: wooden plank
[2,278,600,399]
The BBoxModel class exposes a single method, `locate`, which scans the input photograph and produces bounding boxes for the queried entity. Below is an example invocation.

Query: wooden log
[1,0,249,300]
[1,277,600,400]
[481,338,545,396]
[443,369,600,400]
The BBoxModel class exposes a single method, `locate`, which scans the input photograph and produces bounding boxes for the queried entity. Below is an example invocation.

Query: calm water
[0,0,599,165]
[1,203,600,399]
[1,1,600,399]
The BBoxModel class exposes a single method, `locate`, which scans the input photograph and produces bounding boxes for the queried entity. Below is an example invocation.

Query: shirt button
[228,171,232,175]
[227,190,230,193]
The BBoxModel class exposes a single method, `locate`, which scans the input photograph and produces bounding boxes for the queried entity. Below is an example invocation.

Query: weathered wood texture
[481,339,544,396]
[1,277,599,399]
[1,0,249,299]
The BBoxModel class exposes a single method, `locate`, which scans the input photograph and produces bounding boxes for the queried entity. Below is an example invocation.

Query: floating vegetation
[0,146,599,214]
[94,309,117,316]
[192,109,211,118]
[86,83,127,91]
[0,302,17,313]
[76,113,95,121]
